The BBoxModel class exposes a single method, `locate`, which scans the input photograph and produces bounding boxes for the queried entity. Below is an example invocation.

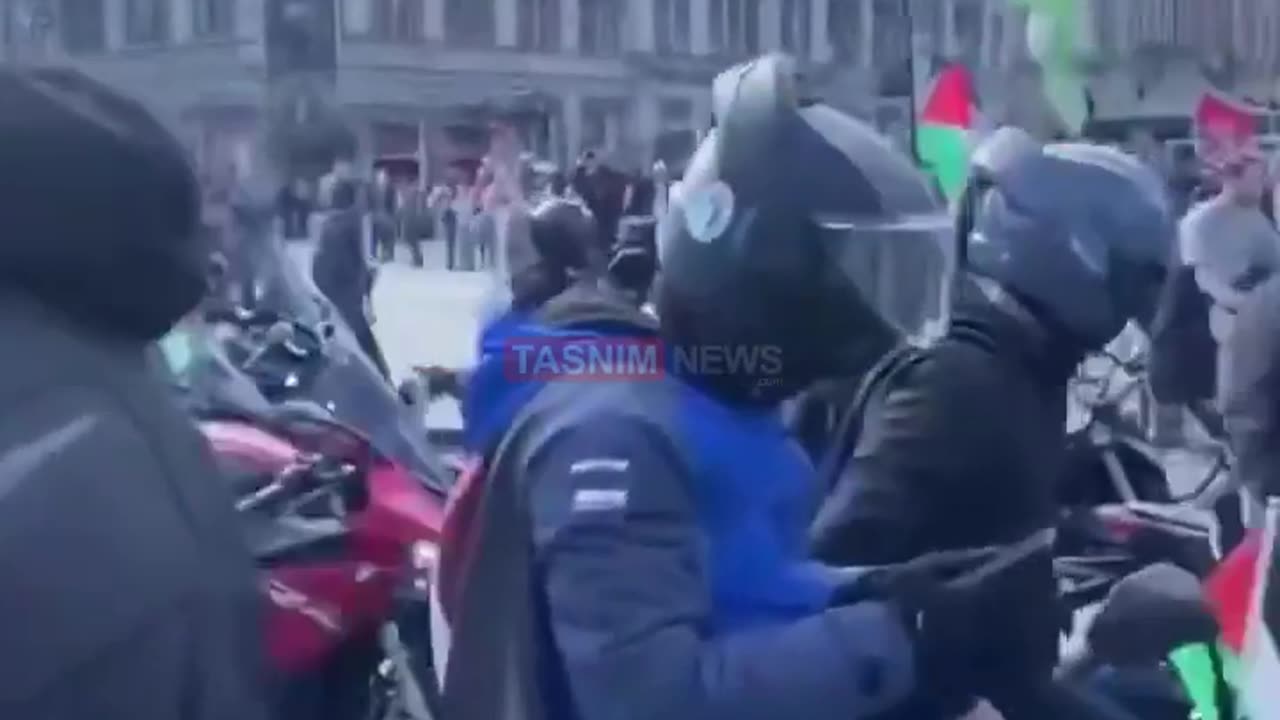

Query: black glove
[416,365,463,399]
[831,544,1042,716]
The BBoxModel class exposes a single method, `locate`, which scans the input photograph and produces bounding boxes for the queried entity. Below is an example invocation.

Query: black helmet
[658,54,951,404]
[507,198,603,309]
[609,216,658,302]
[961,127,1174,349]
[0,67,203,340]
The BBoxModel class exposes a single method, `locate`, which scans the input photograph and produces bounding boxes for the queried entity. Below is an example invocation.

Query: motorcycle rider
[0,68,270,719]
[454,197,605,452]
[439,55,1001,720]
[812,128,1175,719]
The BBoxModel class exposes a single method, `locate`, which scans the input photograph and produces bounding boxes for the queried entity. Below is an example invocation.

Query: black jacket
[313,209,369,316]
[0,67,269,717]
[811,297,1073,720]
[0,302,270,720]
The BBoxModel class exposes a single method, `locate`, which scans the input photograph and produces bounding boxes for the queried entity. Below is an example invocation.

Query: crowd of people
[276,146,672,275]
[8,53,1280,720]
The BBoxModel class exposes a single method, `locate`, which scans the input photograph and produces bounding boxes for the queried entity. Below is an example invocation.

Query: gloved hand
[830,546,1031,716]
[415,365,463,399]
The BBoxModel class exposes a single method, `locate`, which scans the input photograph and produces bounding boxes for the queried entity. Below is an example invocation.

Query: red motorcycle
[203,406,444,720]
[163,232,455,717]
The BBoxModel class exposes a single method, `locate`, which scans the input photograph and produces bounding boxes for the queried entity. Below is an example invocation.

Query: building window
[445,0,495,47]
[388,0,424,41]
[871,0,907,68]
[828,0,863,62]
[582,98,615,152]
[59,0,105,53]
[193,0,234,38]
[579,0,622,55]
[125,0,170,45]
[348,0,423,41]
[709,0,759,56]
[654,0,691,54]
[1128,0,1174,48]
[781,0,811,56]
[517,0,560,52]
[660,97,694,126]
[952,0,983,67]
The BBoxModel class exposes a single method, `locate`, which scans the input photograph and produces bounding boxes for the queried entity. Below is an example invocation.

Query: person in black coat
[812,130,1175,719]
[0,67,270,720]
[312,180,391,378]
[571,150,627,253]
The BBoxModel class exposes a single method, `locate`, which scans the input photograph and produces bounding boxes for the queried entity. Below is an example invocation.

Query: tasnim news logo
[502,337,783,381]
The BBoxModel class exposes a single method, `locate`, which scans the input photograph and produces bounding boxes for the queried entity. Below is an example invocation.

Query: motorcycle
[159,280,453,717]
[1053,350,1225,616]
[204,405,443,720]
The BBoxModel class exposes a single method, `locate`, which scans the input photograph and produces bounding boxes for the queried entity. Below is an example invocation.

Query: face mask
[157,328,196,377]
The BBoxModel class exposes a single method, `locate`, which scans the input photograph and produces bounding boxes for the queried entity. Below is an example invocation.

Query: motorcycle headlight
[406,540,438,597]
[410,540,438,572]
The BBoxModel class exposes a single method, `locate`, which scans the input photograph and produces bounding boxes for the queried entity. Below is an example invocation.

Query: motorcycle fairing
[247,515,350,567]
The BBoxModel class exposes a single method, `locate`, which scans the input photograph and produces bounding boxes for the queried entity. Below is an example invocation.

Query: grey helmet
[960,127,1174,349]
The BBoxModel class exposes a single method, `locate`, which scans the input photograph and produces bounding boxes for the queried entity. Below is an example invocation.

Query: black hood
[0,68,205,341]
[537,280,657,334]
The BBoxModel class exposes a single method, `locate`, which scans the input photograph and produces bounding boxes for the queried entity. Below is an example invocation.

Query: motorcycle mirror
[1086,563,1218,666]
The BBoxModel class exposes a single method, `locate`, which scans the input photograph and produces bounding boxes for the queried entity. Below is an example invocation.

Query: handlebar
[1097,348,1146,376]
[205,305,333,351]
[235,456,360,515]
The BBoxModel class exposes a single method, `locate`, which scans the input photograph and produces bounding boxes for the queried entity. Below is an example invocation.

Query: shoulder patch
[570,457,630,474]
[571,488,629,513]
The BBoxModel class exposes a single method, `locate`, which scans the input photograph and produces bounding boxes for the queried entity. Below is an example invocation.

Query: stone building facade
[2,0,1279,180]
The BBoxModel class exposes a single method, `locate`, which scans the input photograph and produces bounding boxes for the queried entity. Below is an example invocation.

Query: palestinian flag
[1200,502,1280,718]
[915,63,978,202]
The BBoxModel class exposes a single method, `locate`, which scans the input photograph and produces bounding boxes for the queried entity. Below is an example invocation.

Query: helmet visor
[818,211,956,342]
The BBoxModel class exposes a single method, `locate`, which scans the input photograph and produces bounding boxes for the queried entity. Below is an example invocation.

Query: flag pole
[902,0,921,165]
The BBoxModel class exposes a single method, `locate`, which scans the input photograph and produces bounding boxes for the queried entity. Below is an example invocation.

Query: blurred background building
[1,0,1279,182]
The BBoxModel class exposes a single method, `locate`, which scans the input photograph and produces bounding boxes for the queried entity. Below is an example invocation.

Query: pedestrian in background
[572,149,627,254]
[397,182,428,267]
[371,169,398,262]
[1173,149,1279,549]
[429,183,457,270]
[313,180,390,377]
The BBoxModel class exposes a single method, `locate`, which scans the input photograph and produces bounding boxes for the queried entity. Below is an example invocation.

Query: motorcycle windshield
[305,341,452,493]
[222,215,451,492]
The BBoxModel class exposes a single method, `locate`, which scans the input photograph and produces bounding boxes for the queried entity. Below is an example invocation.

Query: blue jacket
[461,308,539,454]
[446,289,914,719]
